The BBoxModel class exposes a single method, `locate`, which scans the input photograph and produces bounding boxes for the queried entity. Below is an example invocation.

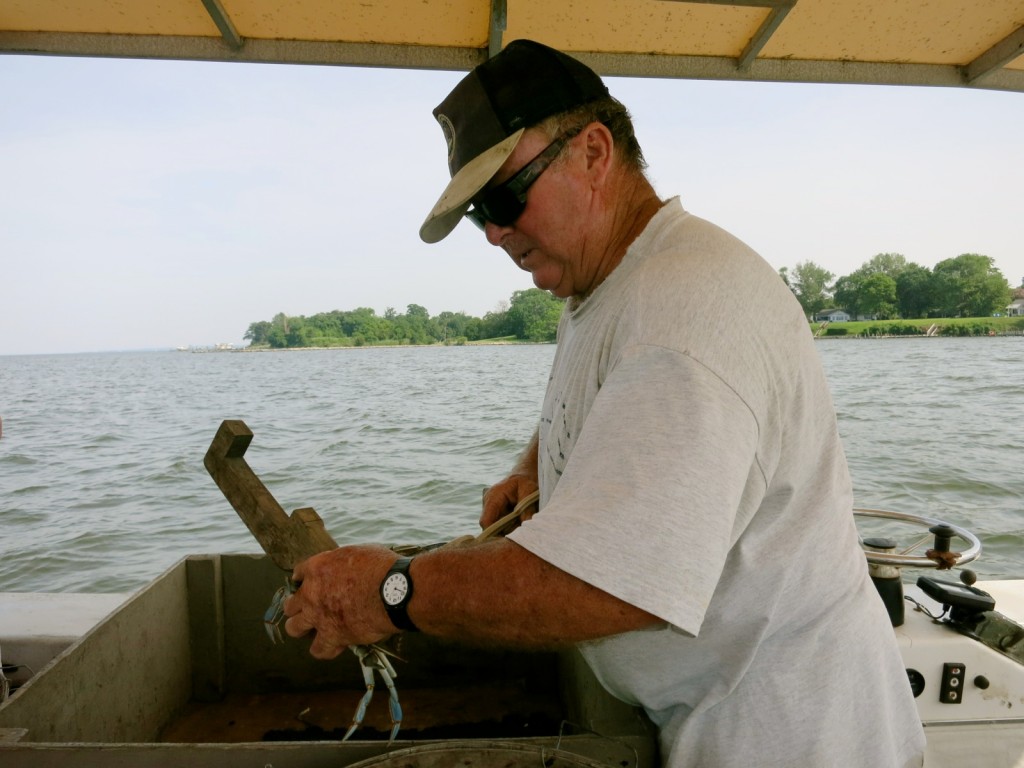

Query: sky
[2,54,1022,356]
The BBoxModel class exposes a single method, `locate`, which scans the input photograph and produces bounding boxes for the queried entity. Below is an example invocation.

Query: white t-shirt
[508,199,925,767]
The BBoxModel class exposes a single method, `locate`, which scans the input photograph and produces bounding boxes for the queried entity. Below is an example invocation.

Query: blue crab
[264,579,403,742]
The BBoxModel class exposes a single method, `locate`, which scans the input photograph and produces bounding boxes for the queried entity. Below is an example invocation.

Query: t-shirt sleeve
[507,343,763,635]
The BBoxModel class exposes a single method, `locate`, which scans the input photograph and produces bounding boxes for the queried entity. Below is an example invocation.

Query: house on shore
[1007,288,1024,317]
[815,309,852,323]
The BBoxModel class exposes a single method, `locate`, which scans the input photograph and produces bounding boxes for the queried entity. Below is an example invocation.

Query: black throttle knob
[929,524,955,553]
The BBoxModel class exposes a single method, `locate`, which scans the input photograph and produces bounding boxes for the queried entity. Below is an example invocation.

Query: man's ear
[581,121,615,188]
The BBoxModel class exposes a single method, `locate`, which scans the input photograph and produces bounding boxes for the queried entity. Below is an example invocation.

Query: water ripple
[2,341,1022,592]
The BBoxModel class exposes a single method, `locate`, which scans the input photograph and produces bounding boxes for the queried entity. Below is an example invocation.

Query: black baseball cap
[419,40,609,243]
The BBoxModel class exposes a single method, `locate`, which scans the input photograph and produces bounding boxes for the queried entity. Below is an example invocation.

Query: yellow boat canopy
[2,0,1023,93]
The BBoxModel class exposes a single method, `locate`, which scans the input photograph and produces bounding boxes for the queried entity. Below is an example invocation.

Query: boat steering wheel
[854,508,981,569]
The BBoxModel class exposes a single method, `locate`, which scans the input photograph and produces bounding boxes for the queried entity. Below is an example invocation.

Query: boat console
[857,509,1024,767]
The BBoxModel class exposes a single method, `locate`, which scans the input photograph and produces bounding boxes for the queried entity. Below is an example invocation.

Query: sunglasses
[464,130,578,231]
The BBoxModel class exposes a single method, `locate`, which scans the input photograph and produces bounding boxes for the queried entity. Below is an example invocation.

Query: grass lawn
[811,316,1024,337]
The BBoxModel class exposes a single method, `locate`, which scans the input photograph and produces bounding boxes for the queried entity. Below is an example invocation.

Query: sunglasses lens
[471,189,524,229]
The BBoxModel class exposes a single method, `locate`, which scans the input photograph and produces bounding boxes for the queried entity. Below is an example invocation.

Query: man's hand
[283,545,399,659]
[480,473,539,529]
[481,431,540,529]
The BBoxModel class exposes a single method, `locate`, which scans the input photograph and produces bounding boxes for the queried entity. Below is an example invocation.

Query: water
[1,339,1022,594]
[817,337,1024,578]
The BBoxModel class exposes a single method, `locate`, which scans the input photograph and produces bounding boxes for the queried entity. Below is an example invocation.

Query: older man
[284,40,925,767]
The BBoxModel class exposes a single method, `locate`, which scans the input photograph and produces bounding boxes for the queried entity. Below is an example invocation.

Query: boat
[1,517,1023,768]
[3,423,1024,767]
[2,3,1023,766]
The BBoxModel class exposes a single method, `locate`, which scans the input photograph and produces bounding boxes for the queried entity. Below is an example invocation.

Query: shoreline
[187,340,553,353]
[814,331,1024,340]
[184,334,1024,353]
[811,331,1019,342]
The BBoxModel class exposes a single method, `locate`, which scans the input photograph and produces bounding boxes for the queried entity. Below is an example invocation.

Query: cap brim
[419,128,525,244]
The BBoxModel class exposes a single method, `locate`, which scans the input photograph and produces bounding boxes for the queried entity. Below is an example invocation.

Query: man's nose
[485,220,514,246]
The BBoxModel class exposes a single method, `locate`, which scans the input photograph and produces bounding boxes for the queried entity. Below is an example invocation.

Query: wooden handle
[204,419,337,570]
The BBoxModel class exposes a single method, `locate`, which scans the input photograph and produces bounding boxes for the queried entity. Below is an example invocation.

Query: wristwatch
[379,556,419,632]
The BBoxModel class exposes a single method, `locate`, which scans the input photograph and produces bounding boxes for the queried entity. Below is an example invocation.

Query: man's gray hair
[538,96,648,174]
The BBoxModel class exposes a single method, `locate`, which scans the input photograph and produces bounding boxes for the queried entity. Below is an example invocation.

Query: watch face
[381,573,409,606]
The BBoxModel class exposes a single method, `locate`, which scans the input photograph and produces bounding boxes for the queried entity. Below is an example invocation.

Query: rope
[441,489,541,550]
[477,489,540,541]
[389,490,541,556]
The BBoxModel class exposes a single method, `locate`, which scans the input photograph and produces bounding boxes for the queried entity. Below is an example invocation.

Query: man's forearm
[407,537,659,648]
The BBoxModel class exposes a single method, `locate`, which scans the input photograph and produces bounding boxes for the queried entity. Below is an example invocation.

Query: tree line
[780,253,1018,320]
[245,252,1018,349]
[243,288,565,348]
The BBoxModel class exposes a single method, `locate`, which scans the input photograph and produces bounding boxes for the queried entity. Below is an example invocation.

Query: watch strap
[381,556,419,632]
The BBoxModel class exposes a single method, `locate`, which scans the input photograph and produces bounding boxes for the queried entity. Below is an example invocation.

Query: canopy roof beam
[200,0,242,51]
[965,24,1024,84]
[660,0,798,71]
[489,0,507,59]
[738,1,796,71]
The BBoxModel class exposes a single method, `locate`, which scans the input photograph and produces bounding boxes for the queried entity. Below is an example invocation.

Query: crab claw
[344,645,403,743]
[264,579,295,644]
[379,663,402,743]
